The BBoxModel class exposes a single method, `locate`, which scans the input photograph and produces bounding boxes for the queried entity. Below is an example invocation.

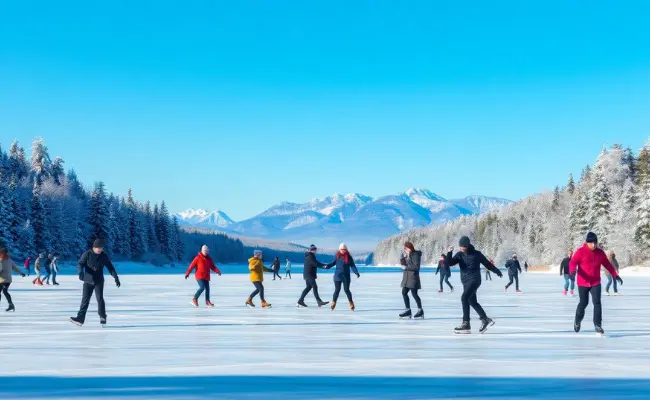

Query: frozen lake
[1,271,650,399]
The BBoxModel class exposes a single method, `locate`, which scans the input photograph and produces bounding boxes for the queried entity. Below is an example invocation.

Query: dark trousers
[42,268,51,284]
[250,281,265,301]
[0,283,13,305]
[402,287,422,309]
[299,277,322,302]
[606,276,618,293]
[285,270,292,279]
[461,280,487,322]
[333,276,353,302]
[485,270,492,281]
[273,270,281,280]
[440,273,453,291]
[51,269,58,284]
[76,282,106,323]
[576,285,602,326]
[194,279,210,302]
[506,272,519,290]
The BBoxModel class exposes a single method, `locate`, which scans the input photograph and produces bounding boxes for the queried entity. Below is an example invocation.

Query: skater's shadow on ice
[3,375,650,399]
[14,289,77,292]
[605,331,650,339]
[103,321,400,329]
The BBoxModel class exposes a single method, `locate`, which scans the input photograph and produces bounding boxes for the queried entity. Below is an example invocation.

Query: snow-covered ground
[2,272,650,399]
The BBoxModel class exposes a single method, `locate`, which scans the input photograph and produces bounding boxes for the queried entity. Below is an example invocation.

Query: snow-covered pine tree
[636,142,650,249]
[126,189,147,260]
[569,191,589,247]
[30,137,52,185]
[153,203,161,248]
[144,201,158,252]
[172,216,185,261]
[107,197,121,256]
[158,201,172,260]
[567,173,576,196]
[587,168,612,248]
[17,220,35,260]
[30,181,50,254]
[50,156,65,185]
[552,186,560,210]
[88,181,112,252]
[118,198,132,260]
[0,181,13,249]
[66,169,85,199]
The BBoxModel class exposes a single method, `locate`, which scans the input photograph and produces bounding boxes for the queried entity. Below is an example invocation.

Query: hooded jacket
[560,257,571,275]
[303,251,326,279]
[505,259,522,275]
[446,245,500,284]
[326,253,359,282]
[569,244,618,287]
[248,257,273,282]
[185,252,221,281]
[0,257,23,284]
[77,249,119,285]
[436,259,451,277]
[400,251,422,290]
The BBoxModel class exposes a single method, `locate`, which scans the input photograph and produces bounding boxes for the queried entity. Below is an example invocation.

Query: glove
[185,275,189,280]
[115,278,121,288]
[496,270,503,278]
[616,276,623,285]
[356,273,361,279]
[78,272,84,281]
[447,246,454,253]
[21,273,26,278]
[218,272,222,276]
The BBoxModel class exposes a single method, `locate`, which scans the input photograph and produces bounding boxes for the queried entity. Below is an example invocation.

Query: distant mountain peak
[175,208,235,228]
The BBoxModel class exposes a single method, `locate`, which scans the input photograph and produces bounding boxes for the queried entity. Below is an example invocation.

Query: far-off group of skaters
[0,230,624,335]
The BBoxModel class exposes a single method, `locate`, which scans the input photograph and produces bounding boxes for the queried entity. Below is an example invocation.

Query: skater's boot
[399,309,412,319]
[261,300,272,308]
[245,297,256,308]
[330,301,336,311]
[595,325,605,335]
[606,290,610,296]
[70,317,83,327]
[349,301,355,311]
[454,321,471,334]
[516,289,522,293]
[191,298,199,307]
[53,282,60,286]
[296,300,308,308]
[570,290,575,297]
[37,279,43,286]
[574,320,581,333]
[563,289,568,296]
[504,286,508,292]
[317,299,329,308]
[450,287,454,293]
[206,301,215,308]
[479,318,495,334]
[414,309,424,320]
[438,289,443,293]
[100,317,107,326]
[6,304,15,312]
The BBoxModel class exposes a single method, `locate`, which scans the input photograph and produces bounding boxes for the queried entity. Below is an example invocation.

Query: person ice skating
[0,248,27,312]
[504,254,523,293]
[285,257,292,279]
[297,245,329,308]
[70,239,121,327]
[32,253,45,286]
[524,262,529,273]
[399,242,424,319]
[327,243,360,311]
[185,245,222,308]
[435,254,454,293]
[49,255,59,286]
[24,257,31,276]
[272,256,282,280]
[246,250,273,308]
[560,250,575,296]
[570,232,622,335]
[604,251,621,296]
[42,254,55,285]
[484,265,492,281]
[446,236,503,334]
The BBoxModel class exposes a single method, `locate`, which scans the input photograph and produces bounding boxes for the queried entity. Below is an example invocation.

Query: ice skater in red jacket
[569,232,622,335]
[185,245,222,308]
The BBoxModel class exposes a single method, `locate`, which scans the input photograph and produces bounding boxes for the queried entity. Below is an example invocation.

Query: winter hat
[339,243,348,251]
[254,249,263,257]
[93,239,105,248]
[404,242,415,252]
[309,244,318,252]
[201,245,209,253]
[586,232,598,244]
[512,253,518,259]
[459,236,471,248]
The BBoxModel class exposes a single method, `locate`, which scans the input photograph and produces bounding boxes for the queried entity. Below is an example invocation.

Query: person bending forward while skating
[185,245,221,308]
[70,239,121,327]
[447,236,503,334]
[570,232,622,335]
[246,250,273,308]
[327,243,360,311]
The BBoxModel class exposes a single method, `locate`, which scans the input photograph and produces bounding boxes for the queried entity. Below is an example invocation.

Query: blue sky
[1,1,649,220]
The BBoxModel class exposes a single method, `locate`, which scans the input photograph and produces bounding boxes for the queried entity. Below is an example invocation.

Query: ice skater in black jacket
[297,245,329,308]
[446,236,502,334]
[70,239,120,327]
[504,254,523,293]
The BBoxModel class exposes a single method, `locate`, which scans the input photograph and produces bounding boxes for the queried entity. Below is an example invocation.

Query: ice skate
[413,309,424,320]
[516,290,522,294]
[296,300,308,308]
[6,304,15,312]
[563,290,568,296]
[349,301,355,311]
[317,300,329,308]
[100,317,107,326]
[261,301,272,308]
[206,301,215,308]
[606,291,610,296]
[330,301,336,311]
[614,292,620,296]
[70,317,83,327]
[245,298,256,308]
[574,321,581,333]
[191,298,199,307]
[595,325,605,336]
[438,290,443,293]
[399,309,412,319]
[454,321,471,334]
[479,318,495,334]
[570,290,575,297]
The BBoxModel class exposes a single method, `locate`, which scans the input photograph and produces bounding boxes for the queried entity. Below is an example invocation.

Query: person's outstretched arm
[446,248,460,267]
[480,254,502,276]
[516,260,522,274]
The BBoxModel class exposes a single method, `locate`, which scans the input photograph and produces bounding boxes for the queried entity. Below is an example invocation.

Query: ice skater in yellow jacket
[246,250,274,308]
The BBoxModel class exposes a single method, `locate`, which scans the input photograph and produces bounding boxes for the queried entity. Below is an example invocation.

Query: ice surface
[1,271,650,399]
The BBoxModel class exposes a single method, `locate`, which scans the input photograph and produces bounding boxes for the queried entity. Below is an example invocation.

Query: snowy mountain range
[174,189,512,250]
